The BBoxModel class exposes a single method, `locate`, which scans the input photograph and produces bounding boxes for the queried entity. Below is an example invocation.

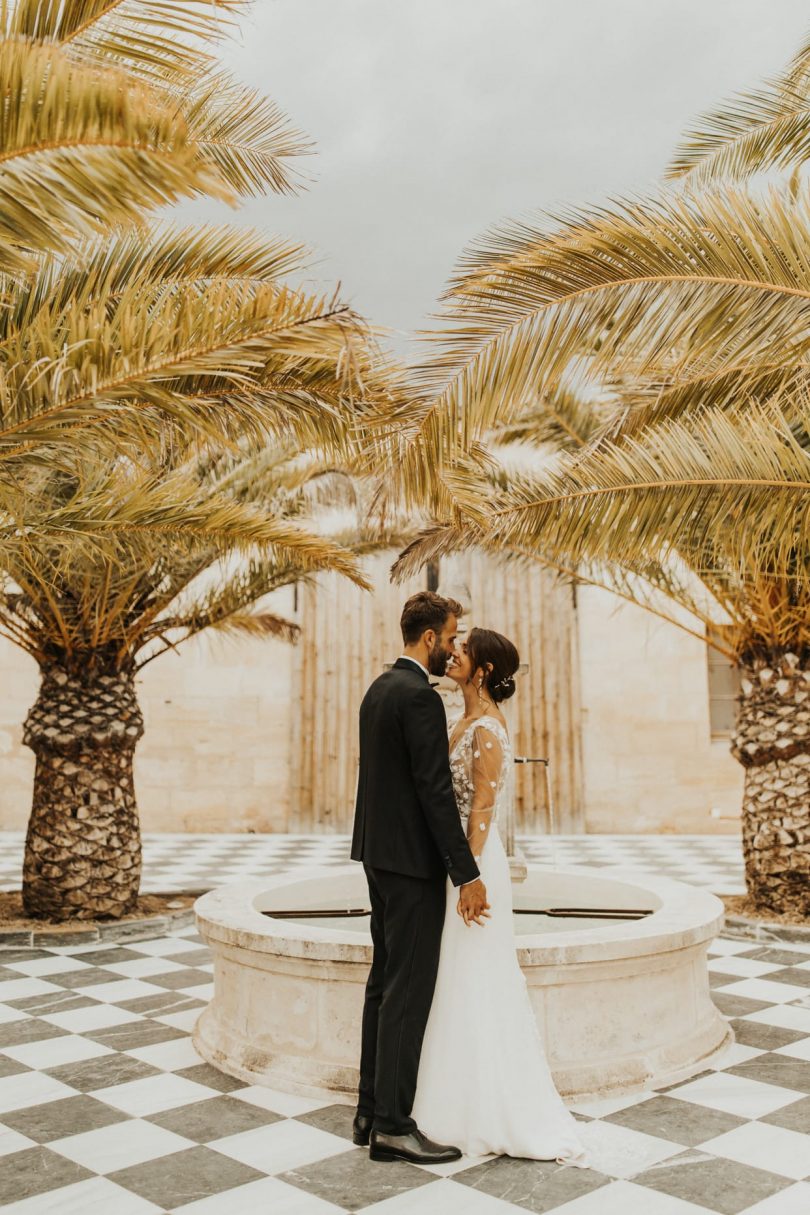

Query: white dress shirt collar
[398,654,430,679]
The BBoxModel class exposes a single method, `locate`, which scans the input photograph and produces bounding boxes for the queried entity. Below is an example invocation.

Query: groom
[350,591,490,1164]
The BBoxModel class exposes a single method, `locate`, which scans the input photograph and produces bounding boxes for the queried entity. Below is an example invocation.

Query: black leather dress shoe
[352,1113,373,1146]
[369,1127,462,1164]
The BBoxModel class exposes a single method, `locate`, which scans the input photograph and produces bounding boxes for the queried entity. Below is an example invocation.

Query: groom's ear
[423,628,436,648]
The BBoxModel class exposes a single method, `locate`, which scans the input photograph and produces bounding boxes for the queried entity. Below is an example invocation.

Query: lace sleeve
[467,725,503,859]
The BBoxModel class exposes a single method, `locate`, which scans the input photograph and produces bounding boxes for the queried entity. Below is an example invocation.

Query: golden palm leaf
[0,40,229,271]
[180,68,310,197]
[29,1,308,195]
[0,258,370,459]
[0,441,373,668]
[392,397,810,655]
[7,1,245,81]
[0,3,309,272]
[5,224,309,319]
[383,183,810,502]
[667,80,810,184]
[202,610,301,643]
[668,23,810,182]
[491,382,610,451]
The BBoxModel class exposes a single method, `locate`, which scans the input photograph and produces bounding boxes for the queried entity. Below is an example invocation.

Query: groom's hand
[457,878,490,926]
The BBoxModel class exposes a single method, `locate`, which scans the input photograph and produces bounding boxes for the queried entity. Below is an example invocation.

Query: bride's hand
[457,878,491,926]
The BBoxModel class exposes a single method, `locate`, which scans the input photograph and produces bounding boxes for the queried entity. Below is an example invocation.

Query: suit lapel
[392,657,430,683]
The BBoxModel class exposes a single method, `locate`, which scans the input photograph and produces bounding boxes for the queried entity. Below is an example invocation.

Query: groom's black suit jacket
[351,658,480,888]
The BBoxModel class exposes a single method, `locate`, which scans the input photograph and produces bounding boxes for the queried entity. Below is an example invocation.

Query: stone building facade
[0,567,743,836]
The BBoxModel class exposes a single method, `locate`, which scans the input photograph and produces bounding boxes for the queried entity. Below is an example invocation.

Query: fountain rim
[194,864,725,966]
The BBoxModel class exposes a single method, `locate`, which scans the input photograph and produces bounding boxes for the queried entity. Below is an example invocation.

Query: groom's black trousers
[358,865,447,1135]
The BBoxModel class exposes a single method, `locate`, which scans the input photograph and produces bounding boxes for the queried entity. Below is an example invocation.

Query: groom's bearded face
[426,614,459,676]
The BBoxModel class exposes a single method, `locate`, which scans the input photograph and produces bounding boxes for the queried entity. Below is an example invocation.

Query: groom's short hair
[400,591,463,644]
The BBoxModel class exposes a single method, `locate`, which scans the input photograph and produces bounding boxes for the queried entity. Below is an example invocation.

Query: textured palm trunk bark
[731,651,810,917]
[22,664,145,921]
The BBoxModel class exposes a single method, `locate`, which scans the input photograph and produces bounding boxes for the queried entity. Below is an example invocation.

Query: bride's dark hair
[466,627,520,703]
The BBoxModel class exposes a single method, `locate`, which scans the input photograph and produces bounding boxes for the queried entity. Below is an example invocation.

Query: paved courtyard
[1,834,810,1214]
[0,832,750,896]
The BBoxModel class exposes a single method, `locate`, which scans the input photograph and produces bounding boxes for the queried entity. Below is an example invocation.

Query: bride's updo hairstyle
[466,627,520,703]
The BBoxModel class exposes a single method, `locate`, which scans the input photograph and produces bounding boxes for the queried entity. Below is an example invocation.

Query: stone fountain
[194,645,730,1104]
[194,864,731,1103]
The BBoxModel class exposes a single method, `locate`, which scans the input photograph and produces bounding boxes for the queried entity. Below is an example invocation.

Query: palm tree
[0,219,382,920]
[9,435,379,921]
[0,2,392,922]
[387,34,810,916]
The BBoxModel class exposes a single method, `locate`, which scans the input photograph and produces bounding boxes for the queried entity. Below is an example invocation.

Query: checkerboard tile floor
[1,929,810,1213]
[0,832,748,894]
[7,832,809,1215]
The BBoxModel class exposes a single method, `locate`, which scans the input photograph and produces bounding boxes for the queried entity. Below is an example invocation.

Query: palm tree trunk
[732,651,810,917]
[22,663,145,921]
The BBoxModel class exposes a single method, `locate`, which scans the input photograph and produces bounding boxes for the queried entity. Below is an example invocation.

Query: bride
[411,626,587,1164]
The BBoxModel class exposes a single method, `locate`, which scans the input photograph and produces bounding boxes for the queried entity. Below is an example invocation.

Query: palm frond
[0,40,234,270]
[32,474,369,587]
[668,21,810,183]
[204,610,300,642]
[142,555,312,658]
[4,224,308,321]
[393,524,740,655]
[382,184,810,506]
[0,267,369,459]
[394,399,810,589]
[393,398,810,655]
[667,79,810,183]
[8,1,246,82]
[0,444,372,657]
[492,382,609,450]
[181,68,310,197]
[490,406,810,573]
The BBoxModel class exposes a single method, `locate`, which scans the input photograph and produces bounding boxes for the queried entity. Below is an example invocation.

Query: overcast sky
[186,0,810,349]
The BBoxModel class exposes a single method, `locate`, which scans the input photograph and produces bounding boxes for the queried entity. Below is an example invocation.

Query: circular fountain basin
[194,865,731,1103]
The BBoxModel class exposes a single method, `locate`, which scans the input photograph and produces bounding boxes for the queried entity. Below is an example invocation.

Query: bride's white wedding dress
[411,713,588,1164]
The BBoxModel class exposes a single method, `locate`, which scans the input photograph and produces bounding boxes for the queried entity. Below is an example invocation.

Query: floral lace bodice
[449,714,511,825]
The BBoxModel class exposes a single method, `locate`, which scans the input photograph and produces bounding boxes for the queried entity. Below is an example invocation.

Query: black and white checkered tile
[1,928,810,1213]
[0,832,748,895]
[1,831,793,1213]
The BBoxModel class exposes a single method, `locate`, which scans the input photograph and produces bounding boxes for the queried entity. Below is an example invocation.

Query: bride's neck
[461,679,494,718]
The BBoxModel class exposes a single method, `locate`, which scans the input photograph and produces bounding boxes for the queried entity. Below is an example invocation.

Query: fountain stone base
[194,864,731,1104]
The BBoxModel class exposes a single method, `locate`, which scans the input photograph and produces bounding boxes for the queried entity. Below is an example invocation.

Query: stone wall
[577,587,743,833]
[0,587,296,835]
[0,582,744,835]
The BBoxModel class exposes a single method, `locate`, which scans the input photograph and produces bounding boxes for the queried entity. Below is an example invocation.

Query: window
[707,639,741,739]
